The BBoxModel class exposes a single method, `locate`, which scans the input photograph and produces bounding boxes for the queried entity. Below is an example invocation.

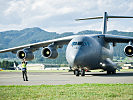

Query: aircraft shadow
[62,72,133,77]
[85,72,133,77]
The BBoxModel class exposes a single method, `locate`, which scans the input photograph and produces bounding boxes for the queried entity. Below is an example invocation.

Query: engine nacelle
[17,49,34,61]
[124,45,133,57]
[42,47,58,59]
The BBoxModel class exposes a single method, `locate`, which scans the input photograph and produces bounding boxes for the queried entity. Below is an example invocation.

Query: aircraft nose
[71,50,84,66]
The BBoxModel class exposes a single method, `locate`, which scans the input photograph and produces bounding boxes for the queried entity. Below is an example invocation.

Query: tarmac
[0,71,133,85]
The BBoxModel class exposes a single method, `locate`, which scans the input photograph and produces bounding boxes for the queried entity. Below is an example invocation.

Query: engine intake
[17,49,34,61]
[42,47,58,59]
[124,45,133,57]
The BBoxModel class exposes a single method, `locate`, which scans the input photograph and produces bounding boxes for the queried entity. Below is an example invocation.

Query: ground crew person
[22,59,28,81]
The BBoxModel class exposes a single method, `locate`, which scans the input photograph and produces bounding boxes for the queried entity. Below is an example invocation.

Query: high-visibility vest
[22,63,26,68]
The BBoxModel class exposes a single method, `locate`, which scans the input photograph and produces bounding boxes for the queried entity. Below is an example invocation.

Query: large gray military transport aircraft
[0,12,133,76]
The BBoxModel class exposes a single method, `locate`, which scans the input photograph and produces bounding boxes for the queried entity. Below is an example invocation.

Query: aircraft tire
[112,70,116,74]
[73,70,76,75]
[81,69,85,76]
[107,71,111,74]
[75,69,80,76]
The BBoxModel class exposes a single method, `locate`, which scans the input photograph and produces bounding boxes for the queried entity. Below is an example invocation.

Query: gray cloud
[0,0,133,33]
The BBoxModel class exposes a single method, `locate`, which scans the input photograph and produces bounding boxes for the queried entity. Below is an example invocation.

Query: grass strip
[0,83,133,100]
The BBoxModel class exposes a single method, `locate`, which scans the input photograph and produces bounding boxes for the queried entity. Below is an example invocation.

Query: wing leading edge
[0,35,78,53]
[104,34,133,43]
[0,33,133,53]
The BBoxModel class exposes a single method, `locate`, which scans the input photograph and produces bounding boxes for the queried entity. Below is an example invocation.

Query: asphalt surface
[0,71,133,85]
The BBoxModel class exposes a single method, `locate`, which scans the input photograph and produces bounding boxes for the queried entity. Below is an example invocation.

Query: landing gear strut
[81,69,85,76]
[75,69,80,76]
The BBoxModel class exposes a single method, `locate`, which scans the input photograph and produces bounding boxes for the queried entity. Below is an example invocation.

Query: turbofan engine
[17,49,34,61]
[124,45,133,57]
[42,46,58,59]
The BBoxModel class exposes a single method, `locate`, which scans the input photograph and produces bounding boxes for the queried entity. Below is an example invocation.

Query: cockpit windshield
[72,42,89,46]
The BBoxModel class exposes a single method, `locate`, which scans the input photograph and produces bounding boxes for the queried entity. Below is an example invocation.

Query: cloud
[0,0,133,33]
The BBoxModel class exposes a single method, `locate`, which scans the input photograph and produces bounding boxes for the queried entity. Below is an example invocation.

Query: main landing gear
[74,69,85,76]
[107,70,116,74]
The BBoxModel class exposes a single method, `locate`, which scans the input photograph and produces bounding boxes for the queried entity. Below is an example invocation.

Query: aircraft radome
[0,12,133,76]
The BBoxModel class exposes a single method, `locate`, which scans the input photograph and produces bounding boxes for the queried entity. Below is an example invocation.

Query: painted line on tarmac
[0,74,45,79]
[0,76,22,78]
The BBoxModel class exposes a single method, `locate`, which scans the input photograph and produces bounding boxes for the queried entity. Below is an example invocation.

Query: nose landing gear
[75,69,80,76]
[74,69,85,76]
[81,69,85,76]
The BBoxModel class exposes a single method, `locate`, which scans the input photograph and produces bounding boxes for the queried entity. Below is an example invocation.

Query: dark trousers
[22,68,28,81]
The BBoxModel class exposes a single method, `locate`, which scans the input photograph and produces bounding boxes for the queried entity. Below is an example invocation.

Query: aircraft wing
[104,34,133,43]
[0,35,78,53]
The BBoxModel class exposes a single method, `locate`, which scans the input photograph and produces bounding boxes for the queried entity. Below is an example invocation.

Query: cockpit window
[72,42,89,46]
[72,42,77,46]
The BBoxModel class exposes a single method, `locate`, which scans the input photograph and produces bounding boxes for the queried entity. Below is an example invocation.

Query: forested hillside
[0,27,133,64]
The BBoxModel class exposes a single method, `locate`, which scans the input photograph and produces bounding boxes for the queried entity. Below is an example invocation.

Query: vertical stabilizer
[102,12,108,34]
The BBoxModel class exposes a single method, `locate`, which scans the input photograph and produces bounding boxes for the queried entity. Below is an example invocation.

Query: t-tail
[76,12,133,34]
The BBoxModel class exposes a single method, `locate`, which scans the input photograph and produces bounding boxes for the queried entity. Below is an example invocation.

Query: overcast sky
[0,0,133,33]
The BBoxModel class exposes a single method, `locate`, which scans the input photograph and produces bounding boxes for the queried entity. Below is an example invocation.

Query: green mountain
[0,27,133,64]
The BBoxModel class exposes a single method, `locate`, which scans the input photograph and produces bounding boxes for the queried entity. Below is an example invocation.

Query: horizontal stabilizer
[108,16,133,18]
[75,16,103,21]
[76,16,133,21]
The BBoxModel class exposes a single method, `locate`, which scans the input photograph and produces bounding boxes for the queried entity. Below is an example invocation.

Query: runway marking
[0,76,22,78]
[0,74,49,79]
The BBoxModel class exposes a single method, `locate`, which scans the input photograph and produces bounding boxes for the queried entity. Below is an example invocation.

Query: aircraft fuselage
[66,35,114,71]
